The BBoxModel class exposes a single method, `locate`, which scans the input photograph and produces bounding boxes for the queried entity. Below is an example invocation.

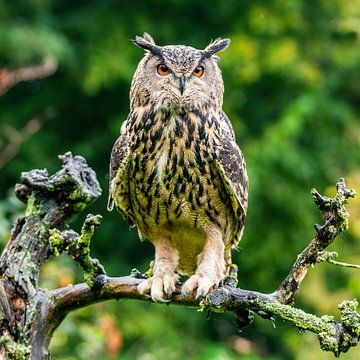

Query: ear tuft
[142,32,155,45]
[203,38,231,57]
[131,33,161,56]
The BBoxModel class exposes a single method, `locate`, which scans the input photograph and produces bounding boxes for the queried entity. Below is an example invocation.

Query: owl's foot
[181,274,220,301]
[137,237,179,302]
[138,271,178,302]
[182,228,227,301]
[182,263,238,300]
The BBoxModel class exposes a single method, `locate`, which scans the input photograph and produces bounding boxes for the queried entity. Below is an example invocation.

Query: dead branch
[0,57,57,97]
[0,152,101,359]
[0,153,358,359]
[0,109,55,171]
[273,179,357,304]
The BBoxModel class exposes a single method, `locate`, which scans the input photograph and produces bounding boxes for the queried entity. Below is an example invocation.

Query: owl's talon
[138,271,177,302]
[181,289,188,302]
[182,274,219,301]
[137,278,152,295]
[195,291,204,301]
[153,296,172,303]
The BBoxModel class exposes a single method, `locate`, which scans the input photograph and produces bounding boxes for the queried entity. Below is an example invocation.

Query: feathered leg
[138,238,179,302]
[182,227,226,300]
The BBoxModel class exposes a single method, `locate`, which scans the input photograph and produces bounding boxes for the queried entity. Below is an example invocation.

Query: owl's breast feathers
[108,107,248,247]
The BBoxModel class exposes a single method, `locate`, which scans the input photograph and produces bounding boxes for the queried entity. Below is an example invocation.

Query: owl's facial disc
[131,35,230,112]
[144,54,223,112]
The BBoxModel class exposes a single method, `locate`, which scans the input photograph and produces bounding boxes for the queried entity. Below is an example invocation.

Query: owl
[108,33,248,302]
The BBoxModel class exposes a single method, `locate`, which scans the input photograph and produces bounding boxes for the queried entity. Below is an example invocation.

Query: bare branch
[0,153,359,359]
[0,57,57,97]
[46,273,360,357]
[316,251,360,269]
[0,57,57,170]
[0,110,55,171]
[273,178,356,304]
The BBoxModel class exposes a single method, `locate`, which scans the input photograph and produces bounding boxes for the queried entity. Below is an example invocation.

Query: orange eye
[193,66,204,77]
[157,64,171,76]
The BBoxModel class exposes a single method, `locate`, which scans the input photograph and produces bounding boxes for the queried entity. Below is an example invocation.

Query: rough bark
[0,153,359,359]
[0,152,101,359]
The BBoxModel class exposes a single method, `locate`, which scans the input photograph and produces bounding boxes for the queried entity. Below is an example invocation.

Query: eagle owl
[108,33,248,302]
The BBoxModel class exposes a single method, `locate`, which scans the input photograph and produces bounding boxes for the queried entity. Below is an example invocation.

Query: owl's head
[130,33,230,113]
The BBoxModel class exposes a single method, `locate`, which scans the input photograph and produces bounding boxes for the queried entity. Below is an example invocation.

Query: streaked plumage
[108,33,248,301]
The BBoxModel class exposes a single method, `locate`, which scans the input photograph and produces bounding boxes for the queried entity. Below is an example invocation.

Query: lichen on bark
[49,213,106,287]
[0,154,359,359]
[0,152,102,359]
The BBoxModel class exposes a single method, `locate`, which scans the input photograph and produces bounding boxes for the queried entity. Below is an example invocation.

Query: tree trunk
[0,152,101,359]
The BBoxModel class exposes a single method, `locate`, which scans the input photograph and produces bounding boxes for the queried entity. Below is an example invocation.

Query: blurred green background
[1,0,360,359]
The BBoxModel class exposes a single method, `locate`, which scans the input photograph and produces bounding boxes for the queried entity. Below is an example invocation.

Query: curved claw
[166,289,173,299]
[152,296,172,303]
[138,270,177,302]
[181,289,188,302]
[195,289,206,301]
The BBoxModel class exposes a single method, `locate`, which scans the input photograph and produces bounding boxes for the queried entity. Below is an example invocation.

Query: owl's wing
[108,123,135,226]
[213,112,248,246]
[221,112,236,141]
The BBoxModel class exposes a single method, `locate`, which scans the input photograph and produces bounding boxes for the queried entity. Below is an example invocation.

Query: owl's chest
[130,126,212,204]
[127,112,226,230]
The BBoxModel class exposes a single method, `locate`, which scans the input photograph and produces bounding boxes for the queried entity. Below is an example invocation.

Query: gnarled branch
[0,154,358,359]
[273,178,356,304]
[0,152,101,359]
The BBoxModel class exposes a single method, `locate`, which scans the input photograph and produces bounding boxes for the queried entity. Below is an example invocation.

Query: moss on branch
[0,332,31,360]
[45,176,359,357]
[1,153,359,359]
[49,214,106,287]
[275,178,357,305]
[0,152,102,359]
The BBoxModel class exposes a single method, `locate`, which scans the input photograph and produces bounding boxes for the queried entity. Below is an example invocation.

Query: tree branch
[46,273,360,356]
[49,214,106,287]
[40,177,359,357]
[0,57,57,97]
[316,251,360,270]
[0,109,55,171]
[0,153,359,359]
[273,178,356,304]
[0,152,101,359]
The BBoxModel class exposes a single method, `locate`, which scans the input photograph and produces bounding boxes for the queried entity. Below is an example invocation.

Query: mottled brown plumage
[108,33,248,301]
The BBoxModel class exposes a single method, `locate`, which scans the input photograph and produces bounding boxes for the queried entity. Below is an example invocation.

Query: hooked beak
[179,76,186,95]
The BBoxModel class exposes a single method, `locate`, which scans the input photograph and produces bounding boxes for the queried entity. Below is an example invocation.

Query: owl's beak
[179,76,186,95]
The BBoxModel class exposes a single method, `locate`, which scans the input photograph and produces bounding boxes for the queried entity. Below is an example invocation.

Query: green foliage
[1,0,360,358]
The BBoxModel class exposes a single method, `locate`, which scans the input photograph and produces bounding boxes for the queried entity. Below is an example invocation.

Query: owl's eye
[193,66,204,77]
[157,64,171,76]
